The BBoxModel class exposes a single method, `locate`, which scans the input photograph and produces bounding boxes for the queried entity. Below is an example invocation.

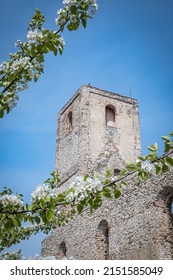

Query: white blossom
[111,176,117,182]
[0,194,23,207]
[27,29,43,44]
[55,0,98,26]
[0,61,9,74]
[0,251,57,260]
[63,0,72,4]
[14,40,23,48]
[31,184,58,202]
[58,36,65,49]
[0,250,22,260]
[9,57,33,74]
[26,254,56,260]
[70,15,77,23]
[66,175,104,203]
[141,161,155,174]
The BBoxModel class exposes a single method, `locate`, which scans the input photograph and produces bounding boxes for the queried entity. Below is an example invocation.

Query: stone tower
[56,85,141,184]
[42,85,173,260]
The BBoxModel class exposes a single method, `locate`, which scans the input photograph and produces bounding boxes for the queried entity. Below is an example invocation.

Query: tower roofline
[59,85,138,115]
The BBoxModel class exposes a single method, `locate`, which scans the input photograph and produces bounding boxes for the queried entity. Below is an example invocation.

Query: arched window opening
[68,111,73,133]
[95,220,109,259]
[105,105,115,127]
[58,241,67,258]
[166,191,173,215]
[171,200,173,214]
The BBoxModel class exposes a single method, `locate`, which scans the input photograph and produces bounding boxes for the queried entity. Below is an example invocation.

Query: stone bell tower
[56,85,141,184]
[42,85,173,260]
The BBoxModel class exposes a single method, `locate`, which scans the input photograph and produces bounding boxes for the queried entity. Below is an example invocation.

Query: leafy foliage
[0,0,172,260]
[0,132,172,252]
[0,0,98,117]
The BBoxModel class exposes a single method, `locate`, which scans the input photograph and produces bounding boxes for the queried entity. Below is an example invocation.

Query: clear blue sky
[0,0,173,257]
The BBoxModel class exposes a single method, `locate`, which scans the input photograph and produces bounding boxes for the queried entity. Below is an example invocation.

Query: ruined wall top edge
[58,85,138,116]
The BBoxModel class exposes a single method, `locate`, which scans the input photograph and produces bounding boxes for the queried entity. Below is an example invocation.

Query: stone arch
[95,219,109,259]
[156,185,173,259]
[166,190,173,215]
[105,105,116,127]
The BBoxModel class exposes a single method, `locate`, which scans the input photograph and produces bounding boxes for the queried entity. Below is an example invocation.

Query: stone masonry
[42,85,173,259]
[56,85,140,185]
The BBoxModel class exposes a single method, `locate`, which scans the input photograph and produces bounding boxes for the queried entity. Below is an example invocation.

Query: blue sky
[0,0,173,257]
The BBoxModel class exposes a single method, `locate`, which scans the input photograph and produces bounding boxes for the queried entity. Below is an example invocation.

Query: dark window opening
[166,191,173,215]
[95,220,109,259]
[68,111,72,133]
[114,168,121,176]
[171,200,173,214]
[106,105,115,127]
[59,241,67,257]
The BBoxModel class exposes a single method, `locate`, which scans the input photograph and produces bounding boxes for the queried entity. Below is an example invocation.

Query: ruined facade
[42,85,173,259]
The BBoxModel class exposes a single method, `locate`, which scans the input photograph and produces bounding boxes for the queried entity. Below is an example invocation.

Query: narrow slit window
[68,111,73,133]
[59,241,67,257]
[95,220,109,259]
[106,105,115,127]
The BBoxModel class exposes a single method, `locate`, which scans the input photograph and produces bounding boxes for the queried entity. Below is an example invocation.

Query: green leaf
[82,19,87,28]
[121,180,128,186]
[114,189,121,199]
[77,203,84,214]
[155,164,161,175]
[161,136,170,141]
[164,142,171,153]
[0,106,4,118]
[34,73,40,82]
[5,219,13,230]
[95,196,102,208]
[125,162,137,170]
[138,156,146,161]
[60,24,64,32]
[84,174,89,181]
[162,163,169,173]
[34,216,41,224]
[28,216,34,225]
[46,209,54,222]
[56,194,66,203]
[70,5,77,14]
[37,44,43,53]
[102,187,112,198]
[136,161,141,168]
[147,145,156,152]
[11,217,19,227]
[166,157,173,167]
[53,48,58,56]
[37,54,44,63]
[40,200,46,209]
[104,170,113,177]
[6,92,14,98]
[169,131,173,137]
[42,216,48,224]
[89,196,102,210]
[119,168,127,176]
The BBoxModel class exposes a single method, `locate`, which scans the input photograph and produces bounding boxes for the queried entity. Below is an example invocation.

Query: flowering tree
[0,132,173,254]
[0,0,98,118]
[0,0,173,259]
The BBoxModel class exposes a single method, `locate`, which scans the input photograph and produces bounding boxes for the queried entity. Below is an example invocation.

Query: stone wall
[42,169,173,259]
[41,85,173,260]
[56,85,141,183]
